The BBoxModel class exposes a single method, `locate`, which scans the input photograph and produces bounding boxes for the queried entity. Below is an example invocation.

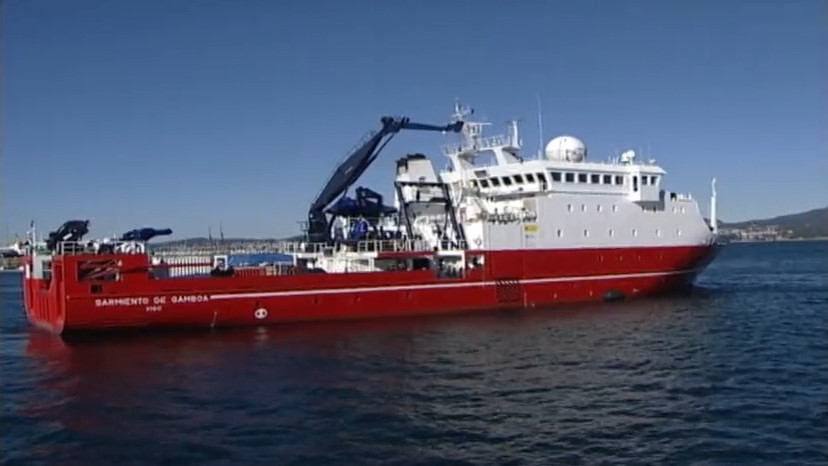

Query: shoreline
[727,237,828,244]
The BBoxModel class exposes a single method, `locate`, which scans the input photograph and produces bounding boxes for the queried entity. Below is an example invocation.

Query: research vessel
[22,101,722,334]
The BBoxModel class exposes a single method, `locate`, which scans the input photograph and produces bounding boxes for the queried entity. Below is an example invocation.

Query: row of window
[551,172,624,185]
[555,228,683,238]
[568,203,617,213]
[564,203,686,214]
[470,171,660,190]
[473,171,546,189]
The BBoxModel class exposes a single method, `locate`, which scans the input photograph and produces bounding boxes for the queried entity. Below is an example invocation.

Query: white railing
[273,238,466,255]
[56,237,471,259]
[353,239,431,253]
[57,240,147,256]
[151,255,214,278]
[441,134,515,157]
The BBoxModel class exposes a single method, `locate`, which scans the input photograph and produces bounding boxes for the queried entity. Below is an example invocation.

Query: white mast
[536,92,544,158]
[710,177,718,234]
[508,119,520,148]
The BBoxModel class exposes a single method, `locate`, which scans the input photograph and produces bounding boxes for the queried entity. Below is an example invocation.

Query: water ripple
[2,242,827,465]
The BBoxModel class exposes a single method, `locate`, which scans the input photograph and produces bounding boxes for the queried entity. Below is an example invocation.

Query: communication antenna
[536,92,544,158]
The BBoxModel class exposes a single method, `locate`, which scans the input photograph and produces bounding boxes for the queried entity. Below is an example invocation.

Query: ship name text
[94,295,211,308]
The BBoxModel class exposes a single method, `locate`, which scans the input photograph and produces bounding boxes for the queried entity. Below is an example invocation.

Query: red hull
[23,245,720,335]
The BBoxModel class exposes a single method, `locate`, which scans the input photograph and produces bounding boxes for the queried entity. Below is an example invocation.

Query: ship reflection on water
[20,295,714,460]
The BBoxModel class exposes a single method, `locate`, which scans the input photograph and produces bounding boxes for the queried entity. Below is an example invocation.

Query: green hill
[721,207,828,238]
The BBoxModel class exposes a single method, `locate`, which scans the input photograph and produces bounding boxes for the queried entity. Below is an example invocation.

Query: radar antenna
[451,99,474,123]
[451,99,489,152]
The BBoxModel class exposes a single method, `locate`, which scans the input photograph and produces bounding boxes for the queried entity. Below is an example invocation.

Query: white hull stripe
[209,268,698,300]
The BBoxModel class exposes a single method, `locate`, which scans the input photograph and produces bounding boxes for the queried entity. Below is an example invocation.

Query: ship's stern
[22,255,66,335]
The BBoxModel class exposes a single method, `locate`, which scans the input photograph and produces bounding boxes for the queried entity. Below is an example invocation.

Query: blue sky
[1,0,825,241]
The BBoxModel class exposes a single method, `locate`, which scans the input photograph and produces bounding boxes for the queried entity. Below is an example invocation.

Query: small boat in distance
[22,101,723,335]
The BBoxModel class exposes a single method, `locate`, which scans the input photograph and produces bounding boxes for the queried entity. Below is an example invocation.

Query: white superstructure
[394,101,719,251]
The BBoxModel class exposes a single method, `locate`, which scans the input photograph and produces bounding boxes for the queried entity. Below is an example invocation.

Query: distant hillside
[721,207,828,238]
[151,234,303,250]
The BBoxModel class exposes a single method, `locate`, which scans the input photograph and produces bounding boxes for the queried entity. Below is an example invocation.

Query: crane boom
[307,116,463,243]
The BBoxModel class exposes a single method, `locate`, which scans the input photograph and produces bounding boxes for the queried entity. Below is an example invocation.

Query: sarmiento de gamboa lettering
[94,295,210,307]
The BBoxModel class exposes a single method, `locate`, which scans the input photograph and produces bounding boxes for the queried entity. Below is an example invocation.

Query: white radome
[544,136,587,162]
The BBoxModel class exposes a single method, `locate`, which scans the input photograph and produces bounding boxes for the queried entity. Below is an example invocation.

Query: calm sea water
[2,241,827,465]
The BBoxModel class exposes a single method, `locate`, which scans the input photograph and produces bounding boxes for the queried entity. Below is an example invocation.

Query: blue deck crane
[307,116,463,244]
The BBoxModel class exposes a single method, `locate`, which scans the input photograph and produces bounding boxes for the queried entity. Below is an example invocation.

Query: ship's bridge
[436,102,667,203]
[440,126,666,203]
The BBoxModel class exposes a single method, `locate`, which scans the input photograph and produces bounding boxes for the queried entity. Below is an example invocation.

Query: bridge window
[642,176,649,185]
[479,179,490,188]
[591,174,600,184]
[565,173,575,182]
[578,173,588,183]
[537,173,547,183]
[502,177,512,186]
[615,175,624,185]
[525,173,535,182]
[603,174,612,184]
[513,174,524,183]
[651,176,659,185]
[551,171,562,182]
[490,178,501,187]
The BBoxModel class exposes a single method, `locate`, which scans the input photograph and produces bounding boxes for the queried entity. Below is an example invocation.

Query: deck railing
[57,240,147,256]
[53,237,469,259]
[155,238,467,256]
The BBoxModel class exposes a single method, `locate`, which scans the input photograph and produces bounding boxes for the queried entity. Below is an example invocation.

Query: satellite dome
[544,136,587,162]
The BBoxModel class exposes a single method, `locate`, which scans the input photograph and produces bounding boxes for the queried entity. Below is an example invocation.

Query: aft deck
[35,238,472,280]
